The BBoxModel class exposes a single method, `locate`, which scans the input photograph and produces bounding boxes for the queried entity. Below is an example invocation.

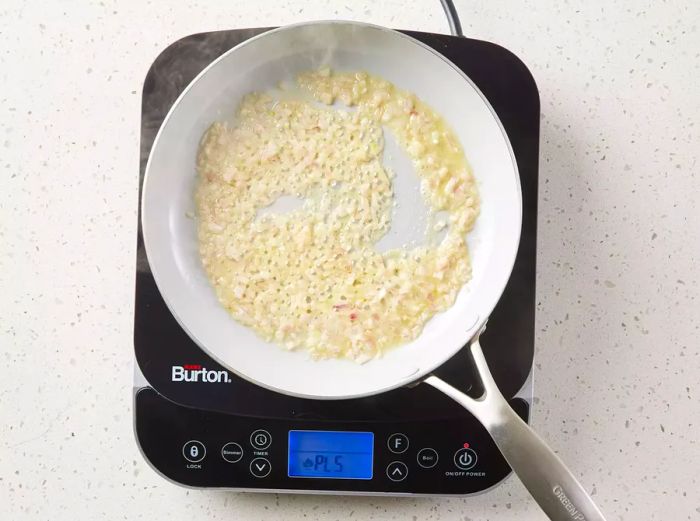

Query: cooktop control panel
[135,389,528,494]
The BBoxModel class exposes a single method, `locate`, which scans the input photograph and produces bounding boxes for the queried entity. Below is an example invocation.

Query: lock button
[182,440,206,463]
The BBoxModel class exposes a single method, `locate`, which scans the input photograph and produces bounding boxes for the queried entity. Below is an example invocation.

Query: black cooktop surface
[135,26,538,419]
[134,27,539,494]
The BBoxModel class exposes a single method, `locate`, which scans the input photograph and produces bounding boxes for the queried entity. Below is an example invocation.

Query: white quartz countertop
[1,1,699,519]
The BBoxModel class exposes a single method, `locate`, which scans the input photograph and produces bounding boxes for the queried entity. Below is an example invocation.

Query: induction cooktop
[133,27,539,496]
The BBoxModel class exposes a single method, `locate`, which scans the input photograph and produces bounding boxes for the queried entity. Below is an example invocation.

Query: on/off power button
[453,448,477,470]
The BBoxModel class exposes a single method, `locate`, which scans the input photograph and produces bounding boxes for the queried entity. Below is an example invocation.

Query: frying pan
[141,10,606,521]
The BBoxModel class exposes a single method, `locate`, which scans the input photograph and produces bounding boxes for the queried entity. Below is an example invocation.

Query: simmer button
[221,442,244,463]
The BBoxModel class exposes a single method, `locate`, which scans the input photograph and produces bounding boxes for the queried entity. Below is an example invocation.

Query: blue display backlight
[288,430,374,480]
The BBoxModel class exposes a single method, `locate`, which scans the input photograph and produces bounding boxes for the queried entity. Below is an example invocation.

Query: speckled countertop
[1,1,699,520]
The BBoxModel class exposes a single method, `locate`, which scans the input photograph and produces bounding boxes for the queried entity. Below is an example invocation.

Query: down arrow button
[249,457,271,478]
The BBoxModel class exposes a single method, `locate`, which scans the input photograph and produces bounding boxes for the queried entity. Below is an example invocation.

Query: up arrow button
[386,461,408,482]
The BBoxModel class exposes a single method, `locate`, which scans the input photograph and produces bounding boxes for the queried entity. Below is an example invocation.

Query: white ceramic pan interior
[141,21,521,400]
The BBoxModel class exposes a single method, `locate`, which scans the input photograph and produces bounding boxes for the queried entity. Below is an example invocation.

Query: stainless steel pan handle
[422,6,602,516]
[429,4,603,518]
[425,337,607,521]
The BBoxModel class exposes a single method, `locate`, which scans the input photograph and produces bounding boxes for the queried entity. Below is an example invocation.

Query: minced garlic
[195,70,479,362]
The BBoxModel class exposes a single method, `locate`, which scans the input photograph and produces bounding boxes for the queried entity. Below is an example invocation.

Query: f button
[387,433,409,454]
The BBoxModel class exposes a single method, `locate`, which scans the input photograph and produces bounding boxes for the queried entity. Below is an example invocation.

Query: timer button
[417,448,439,469]
[454,448,478,470]
[221,442,244,463]
[250,457,271,478]
[386,461,408,482]
[182,440,206,463]
[250,429,272,450]
[387,433,409,454]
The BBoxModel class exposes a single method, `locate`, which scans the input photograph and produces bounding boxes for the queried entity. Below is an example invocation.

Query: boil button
[417,448,439,468]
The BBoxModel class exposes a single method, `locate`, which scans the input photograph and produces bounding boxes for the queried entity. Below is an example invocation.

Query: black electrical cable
[439,0,464,37]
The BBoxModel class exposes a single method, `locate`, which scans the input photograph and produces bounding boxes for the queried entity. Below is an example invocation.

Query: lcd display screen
[288,430,374,480]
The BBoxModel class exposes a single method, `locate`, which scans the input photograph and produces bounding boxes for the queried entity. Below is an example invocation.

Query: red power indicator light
[463,442,470,449]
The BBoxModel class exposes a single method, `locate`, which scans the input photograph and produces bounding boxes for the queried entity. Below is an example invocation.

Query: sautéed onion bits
[195,69,479,362]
